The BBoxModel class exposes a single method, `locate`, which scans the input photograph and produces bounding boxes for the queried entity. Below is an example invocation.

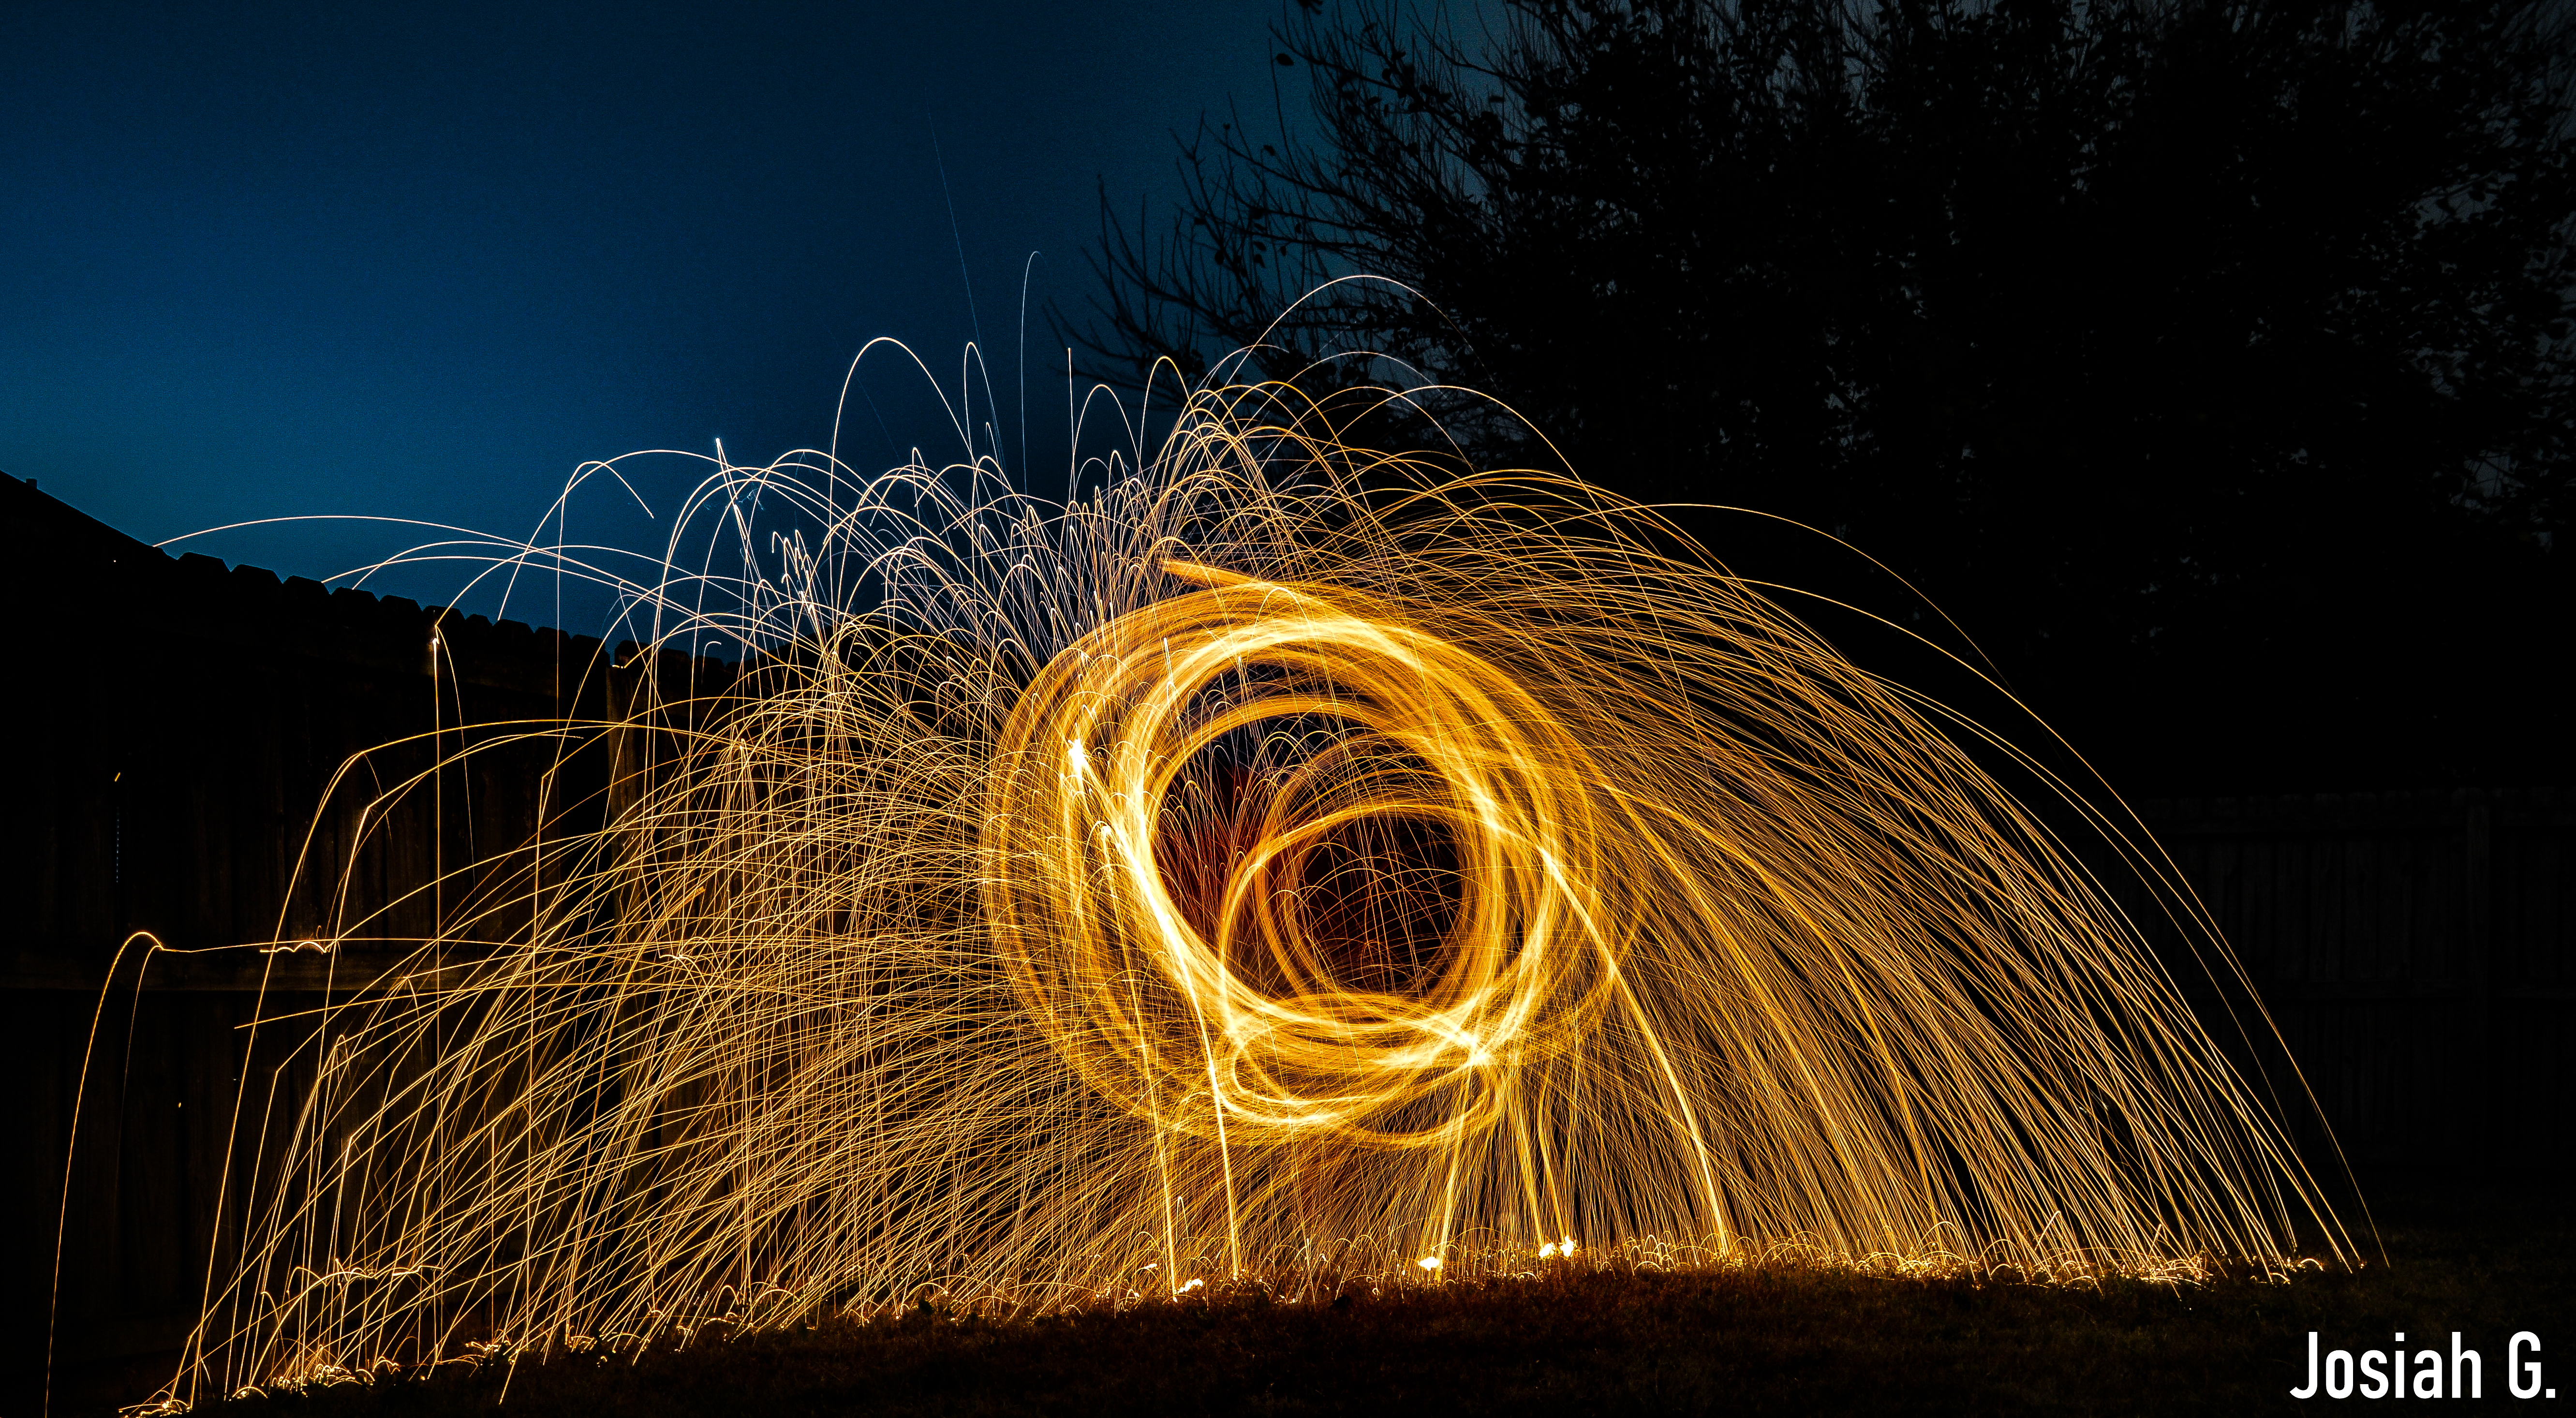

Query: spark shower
[104,367,2351,1405]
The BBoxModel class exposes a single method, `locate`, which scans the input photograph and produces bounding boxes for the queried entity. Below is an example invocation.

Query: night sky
[3,0,1286,619]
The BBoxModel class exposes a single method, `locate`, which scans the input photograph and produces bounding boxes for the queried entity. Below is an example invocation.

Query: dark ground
[54,1182,2572,1417]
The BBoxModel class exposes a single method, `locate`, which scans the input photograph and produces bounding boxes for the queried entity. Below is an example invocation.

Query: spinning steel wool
[133,375,2348,1404]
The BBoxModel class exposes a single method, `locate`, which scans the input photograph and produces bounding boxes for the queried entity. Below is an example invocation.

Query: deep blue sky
[2,0,1290,620]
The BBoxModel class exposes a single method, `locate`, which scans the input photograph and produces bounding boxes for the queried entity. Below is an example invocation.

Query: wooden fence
[1,476,609,1412]
[2129,790,2575,1182]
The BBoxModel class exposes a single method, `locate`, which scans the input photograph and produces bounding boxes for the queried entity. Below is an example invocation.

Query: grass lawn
[135,1182,2574,1416]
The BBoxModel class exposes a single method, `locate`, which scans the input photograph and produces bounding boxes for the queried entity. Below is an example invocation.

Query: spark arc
[130,379,2351,1406]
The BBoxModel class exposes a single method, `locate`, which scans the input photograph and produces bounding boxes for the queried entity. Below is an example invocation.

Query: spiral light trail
[137,377,2350,1407]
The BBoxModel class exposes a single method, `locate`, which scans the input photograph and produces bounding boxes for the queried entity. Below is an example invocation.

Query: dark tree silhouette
[1082,0,2576,793]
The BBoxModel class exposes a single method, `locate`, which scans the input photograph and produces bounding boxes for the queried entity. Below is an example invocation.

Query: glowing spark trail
[129,374,2349,1406]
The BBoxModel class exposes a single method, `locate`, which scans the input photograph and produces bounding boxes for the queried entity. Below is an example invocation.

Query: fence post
[2462,793,2493,1180]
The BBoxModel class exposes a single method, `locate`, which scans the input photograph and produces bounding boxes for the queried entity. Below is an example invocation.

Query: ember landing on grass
[199,1187,2569,1418]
